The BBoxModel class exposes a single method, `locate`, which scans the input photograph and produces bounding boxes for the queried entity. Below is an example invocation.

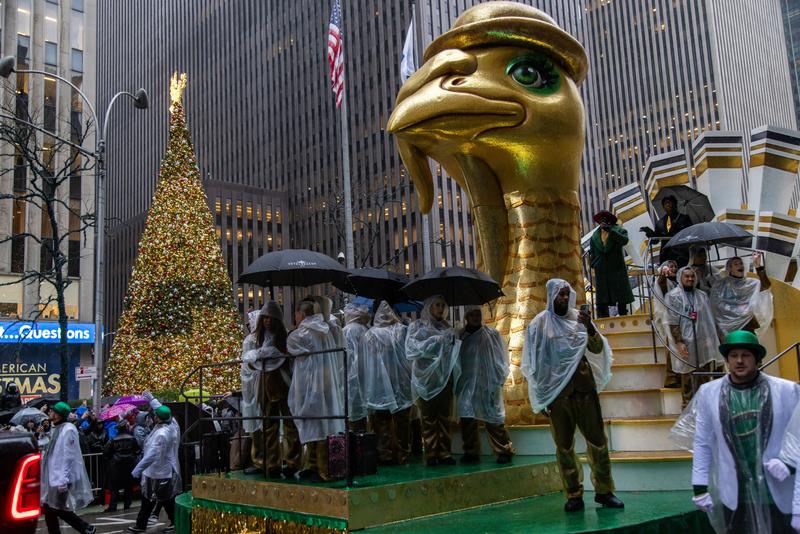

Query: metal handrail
[177,345,354,486]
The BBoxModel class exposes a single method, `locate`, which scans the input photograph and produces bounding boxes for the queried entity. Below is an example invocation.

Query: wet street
[35,505,173,533]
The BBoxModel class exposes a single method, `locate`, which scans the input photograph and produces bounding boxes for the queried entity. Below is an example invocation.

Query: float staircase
[455,313,692,492]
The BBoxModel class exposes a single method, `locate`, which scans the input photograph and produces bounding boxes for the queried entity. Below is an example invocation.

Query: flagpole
[339,96,355,269]
[334,0,355,269]
[409,2,433,272]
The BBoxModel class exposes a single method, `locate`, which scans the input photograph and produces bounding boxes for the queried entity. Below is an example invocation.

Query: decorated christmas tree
[104,73,242,395]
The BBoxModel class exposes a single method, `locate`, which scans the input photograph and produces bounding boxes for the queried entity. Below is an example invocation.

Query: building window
[71,0,83,12]
[71,49,83,73]
[44,42,57,67]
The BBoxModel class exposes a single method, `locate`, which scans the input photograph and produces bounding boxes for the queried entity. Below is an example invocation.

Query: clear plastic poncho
[521,279,613,414]
[781,402,800,516]
[651,262,677,348]
[454,316,509,424]
[710,260,773,338]
[287,313,346,443]
[134,417,182,501]
[405,295,461,402]
[40,421,93,511]
[673,376,782,533]
[363,301,413,413]
[240,329,286,433]
[342,303,371,422]
[665,268,721,374]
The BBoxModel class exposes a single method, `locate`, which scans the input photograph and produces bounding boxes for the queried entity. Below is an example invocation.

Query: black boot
[595,492,625,508]
[564,497,584,512]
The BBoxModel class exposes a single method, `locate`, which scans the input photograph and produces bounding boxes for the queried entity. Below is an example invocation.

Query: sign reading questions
[0,321,95,344]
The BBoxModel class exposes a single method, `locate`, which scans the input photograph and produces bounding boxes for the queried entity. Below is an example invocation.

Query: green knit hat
[155,405,172,422]
[719,330,766,361]
[52,401,71,418]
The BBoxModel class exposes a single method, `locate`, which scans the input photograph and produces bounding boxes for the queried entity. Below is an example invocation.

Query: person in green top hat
[687,330,800,533]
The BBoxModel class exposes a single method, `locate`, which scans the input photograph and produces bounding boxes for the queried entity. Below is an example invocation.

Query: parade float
[178,2,800,532]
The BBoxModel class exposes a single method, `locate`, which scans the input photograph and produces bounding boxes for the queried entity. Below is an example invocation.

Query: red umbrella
[99,403,137,421]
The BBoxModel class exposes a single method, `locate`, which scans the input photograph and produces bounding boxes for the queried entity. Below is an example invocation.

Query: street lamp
[0,55,148,409]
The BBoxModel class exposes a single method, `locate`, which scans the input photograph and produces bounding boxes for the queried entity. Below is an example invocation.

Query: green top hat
[52,401,71,418]
[719,330,766,360]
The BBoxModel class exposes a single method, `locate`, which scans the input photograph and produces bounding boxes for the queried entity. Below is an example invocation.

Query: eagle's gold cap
[425,1,588,83]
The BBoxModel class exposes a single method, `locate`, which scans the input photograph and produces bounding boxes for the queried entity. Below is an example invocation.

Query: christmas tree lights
[105,73,242,395]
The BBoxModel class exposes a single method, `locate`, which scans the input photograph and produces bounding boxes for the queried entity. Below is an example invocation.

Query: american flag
[327,0,345,108]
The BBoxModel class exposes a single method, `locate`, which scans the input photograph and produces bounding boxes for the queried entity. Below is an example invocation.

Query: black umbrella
[343,267,410,302]
[401,267,503,306]
[662,221,754,251]
[653,185,715,225]
[238,249,350,288]
[24,395,60,410]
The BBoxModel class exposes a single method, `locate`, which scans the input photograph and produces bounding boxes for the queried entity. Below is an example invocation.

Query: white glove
[792,515,800,533]
[764,458,791,482]
[142,390,154,402]
[692,493,713,514]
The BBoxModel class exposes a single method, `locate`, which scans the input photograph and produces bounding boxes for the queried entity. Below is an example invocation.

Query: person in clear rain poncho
[41,401,95,534]
[364,301,413,464]
[521,279,622,512]
[711,253,773,339]
[689,245,721,295]
[129,396,181,533]
[673,330,800,534]
[780,383,800,533]
[405,295,460,466]
[653,260,680,388]
[454,306,515,464]
[342,303,371,432]
[240,301,300,477]
[288,299,345,482]
[666,266,724,407]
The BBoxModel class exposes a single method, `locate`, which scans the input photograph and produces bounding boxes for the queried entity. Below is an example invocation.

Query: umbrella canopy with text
[662,221,754,252]
[401,266,503,306]
[238,249,349,288]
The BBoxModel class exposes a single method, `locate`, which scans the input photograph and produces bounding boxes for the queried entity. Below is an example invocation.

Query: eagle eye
[506,53,560,95]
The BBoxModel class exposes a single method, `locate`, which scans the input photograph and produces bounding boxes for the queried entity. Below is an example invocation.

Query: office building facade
[0,0,96,399]
[99,0,798,344]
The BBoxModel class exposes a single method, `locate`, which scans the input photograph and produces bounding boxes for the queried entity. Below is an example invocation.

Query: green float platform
[176,454,709,533]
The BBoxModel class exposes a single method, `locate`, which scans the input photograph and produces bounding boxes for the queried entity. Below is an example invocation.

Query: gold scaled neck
[169,72,188,111]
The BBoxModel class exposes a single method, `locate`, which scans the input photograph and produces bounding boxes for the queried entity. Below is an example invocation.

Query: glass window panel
[44,41,57,66]
[71,49,83,72]
[70,10,84,50]
[45,3,58,42]
[16,34,30,59]
[72,0,83,12]
[16,0,31,36]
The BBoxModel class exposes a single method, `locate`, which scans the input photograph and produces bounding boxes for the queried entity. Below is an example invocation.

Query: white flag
[400,19,416,82]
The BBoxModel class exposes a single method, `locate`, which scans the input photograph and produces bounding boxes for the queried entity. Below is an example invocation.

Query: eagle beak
[388,49,521,286]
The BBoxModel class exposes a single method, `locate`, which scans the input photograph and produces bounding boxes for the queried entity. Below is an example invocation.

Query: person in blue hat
[689,330,800,533]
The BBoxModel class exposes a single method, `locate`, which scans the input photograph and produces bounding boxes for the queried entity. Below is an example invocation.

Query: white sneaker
[147,514,158,525]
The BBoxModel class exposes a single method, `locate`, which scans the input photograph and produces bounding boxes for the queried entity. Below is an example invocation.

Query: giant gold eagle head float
[388,1,589,387]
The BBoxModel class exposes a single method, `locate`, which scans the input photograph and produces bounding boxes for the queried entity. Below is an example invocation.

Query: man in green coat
[589,210,635,318]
